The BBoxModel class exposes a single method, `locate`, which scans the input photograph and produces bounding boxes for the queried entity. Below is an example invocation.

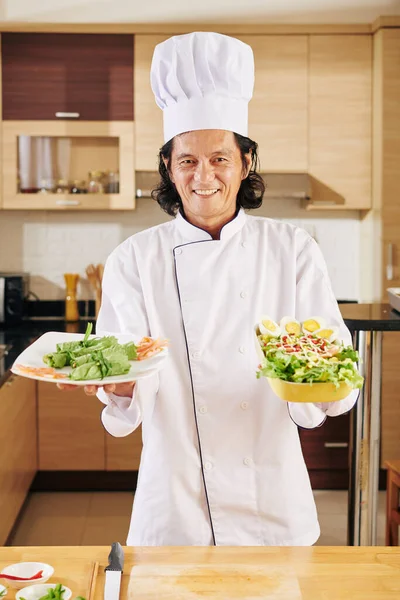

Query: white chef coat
[96,209,358,547]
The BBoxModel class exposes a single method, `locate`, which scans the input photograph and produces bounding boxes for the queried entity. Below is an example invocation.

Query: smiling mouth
[193,189,220,196]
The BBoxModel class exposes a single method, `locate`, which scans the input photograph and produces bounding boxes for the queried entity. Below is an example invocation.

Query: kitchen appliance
[0,272,29,326]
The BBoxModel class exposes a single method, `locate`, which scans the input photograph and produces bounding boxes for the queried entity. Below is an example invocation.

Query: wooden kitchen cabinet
[1,33,133,121]
[375,29,400,467]
[38,382,105,470]
[1,120,135,210]
[308,35,372,209]
[238,35,308,173]
[134,34,170,171]
[299,413,350,489]
[134,34,308,174]
[0,376,37,544]
[106,426,143,471]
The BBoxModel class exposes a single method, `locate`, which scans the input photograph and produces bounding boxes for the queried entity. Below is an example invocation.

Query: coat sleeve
[96,239,159,437]
[287,235,359,429]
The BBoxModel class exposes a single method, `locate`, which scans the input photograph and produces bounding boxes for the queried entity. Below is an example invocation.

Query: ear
[242,153,252,180]
[163,156,175,184]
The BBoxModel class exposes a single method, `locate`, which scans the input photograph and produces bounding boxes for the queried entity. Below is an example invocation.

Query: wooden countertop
[1,546,400,599]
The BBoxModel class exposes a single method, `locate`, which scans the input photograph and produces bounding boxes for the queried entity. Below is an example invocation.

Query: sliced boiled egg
[259,316,281,337]
[280,316,302,337]
[302,316,326,335]
[315,326,339,343]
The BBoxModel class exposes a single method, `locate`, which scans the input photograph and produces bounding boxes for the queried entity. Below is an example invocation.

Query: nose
[193,160,215,184]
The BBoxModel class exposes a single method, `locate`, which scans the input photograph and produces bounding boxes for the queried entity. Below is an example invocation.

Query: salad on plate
[255,315,364,402]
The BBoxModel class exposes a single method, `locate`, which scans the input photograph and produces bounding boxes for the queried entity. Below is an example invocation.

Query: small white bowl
[16,583,72,600]
[0,584,7,598]
[0,563,54,590]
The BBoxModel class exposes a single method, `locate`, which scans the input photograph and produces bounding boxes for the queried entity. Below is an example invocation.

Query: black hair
[151,132,265,216]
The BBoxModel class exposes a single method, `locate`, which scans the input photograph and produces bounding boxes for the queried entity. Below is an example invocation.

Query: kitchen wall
[0,202,362,302]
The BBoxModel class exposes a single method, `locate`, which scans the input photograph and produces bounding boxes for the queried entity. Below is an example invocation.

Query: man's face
[166,130,250,223]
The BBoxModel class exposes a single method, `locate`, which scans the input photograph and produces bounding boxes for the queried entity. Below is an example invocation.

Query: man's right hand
[57,381,136,397]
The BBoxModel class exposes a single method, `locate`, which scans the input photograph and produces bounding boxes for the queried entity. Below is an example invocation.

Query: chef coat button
[239,346,246,354]
[241,402,248,410]
[175,248,182,255]
[241,241,247,248]
[192,351,201,359]
[240,291,247,299]
[199,405,208,414]
[204,461,213,471]
[243,457,253,467]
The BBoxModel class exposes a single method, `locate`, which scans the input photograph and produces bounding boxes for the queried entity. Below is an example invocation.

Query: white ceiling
[1,0,400,24]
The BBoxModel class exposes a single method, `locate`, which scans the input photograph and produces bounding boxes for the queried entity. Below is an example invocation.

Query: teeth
[194,190,218,196]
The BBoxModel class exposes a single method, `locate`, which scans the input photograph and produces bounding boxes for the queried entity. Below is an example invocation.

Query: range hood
[260,173,310,200]
[135,171,344,206]
[136,171,312,201]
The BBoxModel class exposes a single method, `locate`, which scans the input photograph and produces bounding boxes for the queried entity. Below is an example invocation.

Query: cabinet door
[2,33,133,121]
[238,35,308,172]
[299,413,350,470]
[134,35,170,171]
[0,376,37,544]
[106,426,143,471]
[381,332,400,467]
[38,382,105,470]
[309,35,372,209]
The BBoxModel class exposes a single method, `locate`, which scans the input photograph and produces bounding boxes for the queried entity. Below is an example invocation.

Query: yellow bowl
[267,377,352,403]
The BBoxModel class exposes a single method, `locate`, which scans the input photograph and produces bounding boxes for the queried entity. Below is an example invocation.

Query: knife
[104,542,124,600]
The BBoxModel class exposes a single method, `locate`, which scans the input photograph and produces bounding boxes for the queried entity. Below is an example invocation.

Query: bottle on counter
[64,273,80,322]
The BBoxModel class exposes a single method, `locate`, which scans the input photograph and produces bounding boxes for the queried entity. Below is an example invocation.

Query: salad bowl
[266,377,353,403]
[254,319,362,403]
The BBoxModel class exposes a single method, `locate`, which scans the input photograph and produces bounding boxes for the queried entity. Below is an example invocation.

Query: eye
[214,157,227,162]
[180,159,194,165]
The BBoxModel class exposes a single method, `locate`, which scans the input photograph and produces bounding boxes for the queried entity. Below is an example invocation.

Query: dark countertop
[340,303,400,331]
[0,319,91,388]
[2,302,399,390]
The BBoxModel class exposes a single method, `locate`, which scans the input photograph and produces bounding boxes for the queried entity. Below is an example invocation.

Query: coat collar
[174,208,247,243]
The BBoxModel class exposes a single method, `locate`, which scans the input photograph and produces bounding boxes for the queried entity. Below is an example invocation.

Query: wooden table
[1,546,400,599]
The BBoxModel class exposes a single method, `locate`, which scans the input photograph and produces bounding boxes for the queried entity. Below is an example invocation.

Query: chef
[83,32,359,546]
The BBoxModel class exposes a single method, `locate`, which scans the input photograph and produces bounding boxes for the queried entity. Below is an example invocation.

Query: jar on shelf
[38,178,55,194]
[70,180,88,194]
[88,171,104,194]
[107,170,120,193]
[55,179,69,194]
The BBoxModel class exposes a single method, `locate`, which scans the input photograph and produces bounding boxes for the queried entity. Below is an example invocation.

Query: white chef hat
[150,32,254,143]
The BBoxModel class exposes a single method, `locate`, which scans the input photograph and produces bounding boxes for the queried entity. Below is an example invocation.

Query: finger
[57,383,79,391]
[84,385,98,396]
[104,384,116,393]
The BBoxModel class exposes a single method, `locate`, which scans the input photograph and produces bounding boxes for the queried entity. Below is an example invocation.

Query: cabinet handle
[387,243,394,281]
[55,199,81,207]
[324,442,349,448]
[55,112,80,119]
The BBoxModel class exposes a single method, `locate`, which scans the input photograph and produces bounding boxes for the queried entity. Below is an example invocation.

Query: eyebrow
[175,148,234,161]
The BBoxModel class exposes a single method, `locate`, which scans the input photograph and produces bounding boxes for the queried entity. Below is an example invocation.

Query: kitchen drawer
[2,33,133,121]
[299,413,350,470]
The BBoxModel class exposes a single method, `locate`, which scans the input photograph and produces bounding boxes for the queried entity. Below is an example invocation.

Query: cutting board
[126,563,302,599]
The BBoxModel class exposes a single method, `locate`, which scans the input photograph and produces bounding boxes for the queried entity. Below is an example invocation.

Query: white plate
[11,331,168,386]
[16,583,72,600]
[0,563,54,589]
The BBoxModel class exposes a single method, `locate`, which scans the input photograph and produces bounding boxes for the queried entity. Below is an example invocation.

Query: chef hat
[150,32,254,142]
